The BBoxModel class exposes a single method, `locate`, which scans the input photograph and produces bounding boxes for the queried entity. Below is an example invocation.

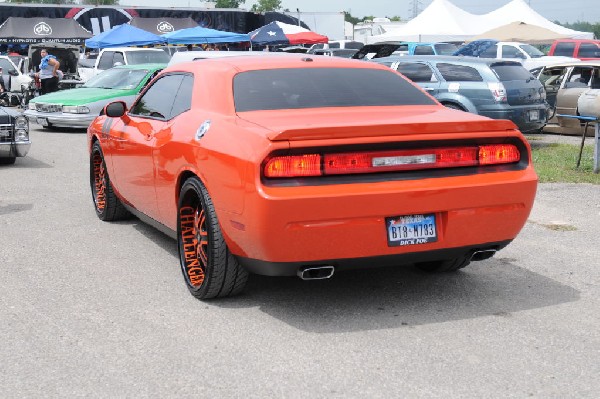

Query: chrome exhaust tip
[297,266,335,280]
[470,249,497,262]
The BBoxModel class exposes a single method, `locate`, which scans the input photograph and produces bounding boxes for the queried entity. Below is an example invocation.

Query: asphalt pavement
[1,124,599,397]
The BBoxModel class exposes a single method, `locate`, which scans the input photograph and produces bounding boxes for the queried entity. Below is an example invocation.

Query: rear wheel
[414,257,471,272]
[90,141,130,221]
[178,177,248,299]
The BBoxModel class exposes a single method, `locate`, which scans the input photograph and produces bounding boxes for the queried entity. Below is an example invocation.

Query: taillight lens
[263,144,520,178]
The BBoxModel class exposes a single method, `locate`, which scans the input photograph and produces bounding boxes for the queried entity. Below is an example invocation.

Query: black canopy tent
[0,17,92,44]
[128,17,199,35]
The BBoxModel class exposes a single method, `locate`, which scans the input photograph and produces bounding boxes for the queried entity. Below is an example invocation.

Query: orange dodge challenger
[88,54,537,299]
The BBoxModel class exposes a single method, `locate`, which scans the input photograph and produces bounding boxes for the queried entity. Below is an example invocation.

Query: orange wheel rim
[179,203,207,287]
[92,154,106,211]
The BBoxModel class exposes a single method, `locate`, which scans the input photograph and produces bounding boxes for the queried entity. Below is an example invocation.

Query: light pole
[297,8,300,26]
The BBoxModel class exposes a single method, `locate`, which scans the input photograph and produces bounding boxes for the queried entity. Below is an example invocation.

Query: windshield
[519,44,545,58]
[126,50,171,64]
[83,68,150,90]
[434,43,459,55]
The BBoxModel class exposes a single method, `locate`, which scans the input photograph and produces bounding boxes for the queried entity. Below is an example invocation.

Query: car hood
[237,106,518,141]
[30,88,133,105]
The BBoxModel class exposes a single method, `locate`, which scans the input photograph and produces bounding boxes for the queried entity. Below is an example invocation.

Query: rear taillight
[487,82,507,102]
[263,144,521,178]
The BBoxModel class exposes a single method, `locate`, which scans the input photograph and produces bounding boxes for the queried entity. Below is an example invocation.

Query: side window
[130,74,184,120]
[170,75,194,118]
[329,42,340,49]
[414,45,434,55]
[437,63,483,82]
[578,43,600,58]
[565,67,593,88]
[554,42,575,57]
[97,51,115,70]
[396,63,436,82]
[501,45,524,58]
[479,44,498,58]
[539,67,566,87]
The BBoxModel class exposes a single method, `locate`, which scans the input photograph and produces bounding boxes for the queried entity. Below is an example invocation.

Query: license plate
[528,110,539,121]
[37,117,48,127]
[386,214,437,247]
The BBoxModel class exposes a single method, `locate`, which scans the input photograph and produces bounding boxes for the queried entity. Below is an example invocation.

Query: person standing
[37,48,60,95]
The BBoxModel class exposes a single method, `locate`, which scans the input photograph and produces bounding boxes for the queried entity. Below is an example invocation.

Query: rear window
[578,43,600,58]
[234,68,436,112]
[553,42,576,57]
[436,63,483,82]
[414,45,434,55]
[434,43,459,55]
[491,64,534,81]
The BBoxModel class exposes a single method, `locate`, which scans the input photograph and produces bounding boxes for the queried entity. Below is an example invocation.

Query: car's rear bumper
[220,167,538,268]
[238,240,512,276]
[0,140,30,158]
[24,110,96,128]
[478,104,548,133]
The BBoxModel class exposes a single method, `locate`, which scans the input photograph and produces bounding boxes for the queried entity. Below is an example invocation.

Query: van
[548,39,600,60]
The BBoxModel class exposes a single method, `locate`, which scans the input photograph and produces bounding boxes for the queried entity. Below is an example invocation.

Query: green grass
[530,143,600,184]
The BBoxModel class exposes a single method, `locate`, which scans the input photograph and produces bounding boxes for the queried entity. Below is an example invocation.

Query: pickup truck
[353,41,459,60]
[454,40,578,71]
[78,47,171,82]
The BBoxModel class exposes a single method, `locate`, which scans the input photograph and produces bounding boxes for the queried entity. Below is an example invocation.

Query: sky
[130,0,599,24]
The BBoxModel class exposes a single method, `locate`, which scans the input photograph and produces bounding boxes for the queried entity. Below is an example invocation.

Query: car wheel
[90,141,130,221]
[177,177,248,299]
[0,156,16,165]
[414,257,471,272]
[443,103,465,111]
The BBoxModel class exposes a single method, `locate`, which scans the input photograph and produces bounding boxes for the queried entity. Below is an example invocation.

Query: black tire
[90,141,130,221]
[0,156,16,165]
[414,256,471,272]
[177,177,249,299]
[443,103,465,111]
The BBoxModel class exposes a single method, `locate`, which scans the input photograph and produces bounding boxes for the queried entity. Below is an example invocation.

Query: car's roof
[103,47,165,52]
[168,50,300,66]
[540,60,600,68]
[113,63,167,71]
[374,55,522,66]
[165,53,384,74]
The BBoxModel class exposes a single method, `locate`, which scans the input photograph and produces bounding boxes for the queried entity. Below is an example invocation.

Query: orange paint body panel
[88,54,538,277]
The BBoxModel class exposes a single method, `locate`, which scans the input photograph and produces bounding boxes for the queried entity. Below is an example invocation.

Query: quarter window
[437,63,483,82]
[170,75,194,118]
[130,74,185,120]
[97,51,115,70]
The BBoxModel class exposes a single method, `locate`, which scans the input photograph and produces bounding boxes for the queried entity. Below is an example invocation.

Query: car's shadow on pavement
[3,156,53,169]
[132,218,580,333]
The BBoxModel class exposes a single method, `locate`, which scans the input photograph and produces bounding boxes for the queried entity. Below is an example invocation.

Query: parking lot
[1,124,599,397]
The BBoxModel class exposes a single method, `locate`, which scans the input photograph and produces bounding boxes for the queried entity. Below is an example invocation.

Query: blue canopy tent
[162,26,249,44]
[85,24,165,48]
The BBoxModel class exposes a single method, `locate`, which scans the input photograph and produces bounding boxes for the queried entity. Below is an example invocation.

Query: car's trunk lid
[490,63,545,106]
[237,106,517,142]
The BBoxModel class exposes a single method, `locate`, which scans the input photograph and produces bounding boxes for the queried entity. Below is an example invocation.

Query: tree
[344,11,360,25]
[215,0,245,7]
[251,0,282,12]
[389,16,403,22]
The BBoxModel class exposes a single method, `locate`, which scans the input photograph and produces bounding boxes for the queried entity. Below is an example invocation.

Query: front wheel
[0,156,16,165]
[178,177,248,299]
[90,141,130,221]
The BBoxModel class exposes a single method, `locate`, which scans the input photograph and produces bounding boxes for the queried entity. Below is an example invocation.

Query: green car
[25,64,165,129]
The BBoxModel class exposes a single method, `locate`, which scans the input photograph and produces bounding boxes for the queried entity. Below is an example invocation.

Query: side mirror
[105,101,126,118]
[8,69,18,76]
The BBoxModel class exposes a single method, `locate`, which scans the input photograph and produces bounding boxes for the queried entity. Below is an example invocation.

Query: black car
[0,107,30,165]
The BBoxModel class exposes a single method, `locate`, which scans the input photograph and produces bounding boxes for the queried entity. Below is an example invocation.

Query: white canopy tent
[366,0,592,44]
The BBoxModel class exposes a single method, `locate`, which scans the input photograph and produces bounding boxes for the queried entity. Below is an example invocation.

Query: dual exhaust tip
[296,249,497,280]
